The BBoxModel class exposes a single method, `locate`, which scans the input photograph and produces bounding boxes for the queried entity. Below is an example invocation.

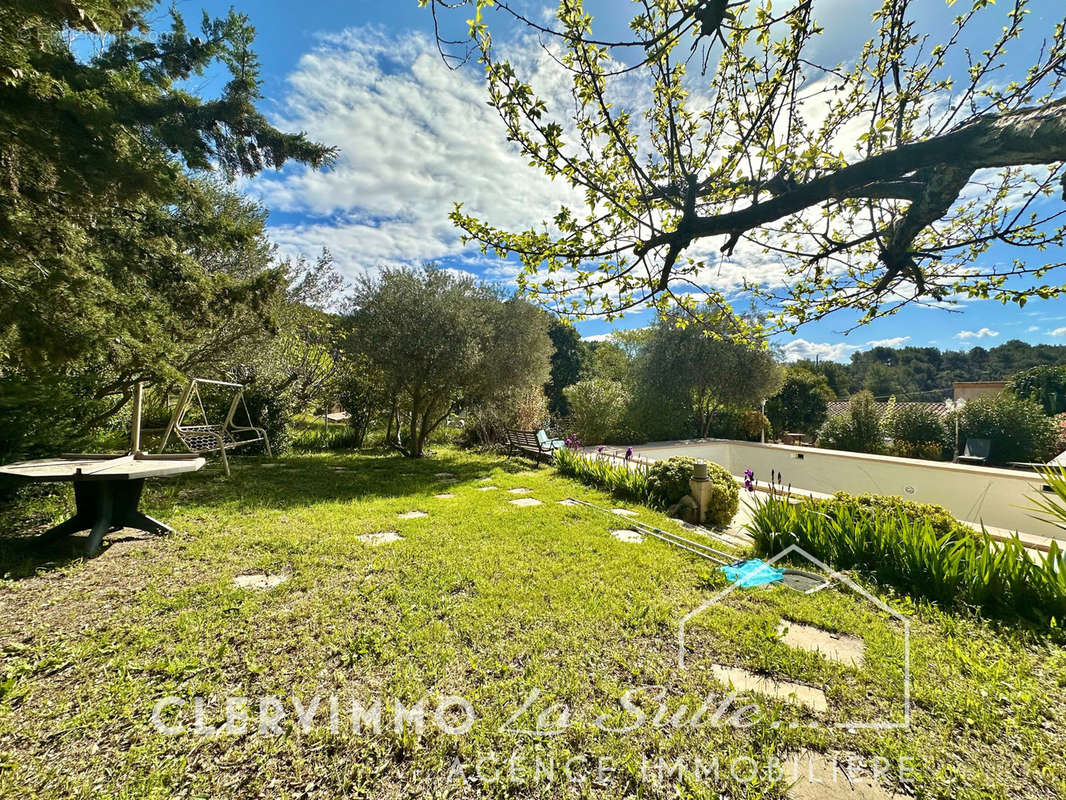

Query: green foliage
[647,456,696,507]
[702,462,740,526]
[562,378,629,445]
[337,357,389,449]
[884,403,946,459]
[633,311,782,439]
[747,493,1066,626]
[545,319,586,416]
[553,447,651,504]
[765,367,835,436]
[816,391,884,454]
[346,267,552,457]
[818,492,972,539]
[1007,365,1066,416]
[1,4,332,372]
[950,393,1057,464]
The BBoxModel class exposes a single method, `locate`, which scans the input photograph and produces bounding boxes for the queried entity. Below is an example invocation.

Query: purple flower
[743,468,755,493]
[625,446,633,461]
[597,445,605,454]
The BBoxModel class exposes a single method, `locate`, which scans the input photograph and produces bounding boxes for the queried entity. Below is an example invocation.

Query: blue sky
[168,0,1066,361]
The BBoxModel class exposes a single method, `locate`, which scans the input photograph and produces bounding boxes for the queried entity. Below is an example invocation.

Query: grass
[0,447,1062,798]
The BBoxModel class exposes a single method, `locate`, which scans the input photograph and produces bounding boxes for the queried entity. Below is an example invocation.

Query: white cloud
[865,336,910,348]
[779,338,859,363]
[954,327,999,340]
[249,28,581,279]
[1048,327,1066,337]
[1028,325,1040,332]
[581,333,615,343]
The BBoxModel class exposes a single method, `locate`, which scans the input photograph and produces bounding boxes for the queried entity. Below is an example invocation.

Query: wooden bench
[504,429,564,463]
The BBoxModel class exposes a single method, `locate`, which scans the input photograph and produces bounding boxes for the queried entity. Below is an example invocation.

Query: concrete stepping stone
[708,665,827,713]
[477,486,499,491]
[234,573,288,590]
[786,752,904,799]
[611,508,638,517]
[557,499,580,506]
[433,493,456,499]
[508,487,532,494]
[434,472,455,478]
[777,622,865,666]
[611,529,644,543]
[510,498,542,507]
[398,511,428,520]
[358,530,403,545]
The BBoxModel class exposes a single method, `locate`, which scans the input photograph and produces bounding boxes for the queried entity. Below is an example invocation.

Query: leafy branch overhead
[422,0,1066,332]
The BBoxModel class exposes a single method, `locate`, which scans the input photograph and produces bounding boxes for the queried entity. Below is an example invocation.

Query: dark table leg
[38,478,173,556]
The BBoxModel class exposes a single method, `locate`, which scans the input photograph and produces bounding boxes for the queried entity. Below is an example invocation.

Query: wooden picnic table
[0,453,205,556]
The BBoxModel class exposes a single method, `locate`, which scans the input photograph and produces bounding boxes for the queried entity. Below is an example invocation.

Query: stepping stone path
[786,752,903,799]
[234,573,288,590]
[398,511,428,520]
[611,508,638,517]
[707,664,827,713]
[510,498,542,507]
[477,486,499,491]
[777,622,865,666]
[434,493,456,499]
[507,488,532,494]
[557,499,580,506]
[358,530,403,545]
[611,529,643,543]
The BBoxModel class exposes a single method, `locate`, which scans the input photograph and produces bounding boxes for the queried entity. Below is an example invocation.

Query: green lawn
[0,448,1063,799]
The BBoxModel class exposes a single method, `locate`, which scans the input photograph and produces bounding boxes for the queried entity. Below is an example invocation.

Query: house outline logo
[677,543,911,731]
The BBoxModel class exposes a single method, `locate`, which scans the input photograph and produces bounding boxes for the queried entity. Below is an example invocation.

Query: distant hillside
[793,339,1066,401]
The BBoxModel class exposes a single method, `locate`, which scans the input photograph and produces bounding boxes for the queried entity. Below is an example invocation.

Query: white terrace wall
[631,439,1064,541]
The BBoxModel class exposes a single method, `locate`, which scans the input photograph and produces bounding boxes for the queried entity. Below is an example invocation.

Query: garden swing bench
[160,378,271,476]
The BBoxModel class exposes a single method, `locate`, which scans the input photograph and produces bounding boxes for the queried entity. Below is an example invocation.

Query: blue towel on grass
[719,559,784,588]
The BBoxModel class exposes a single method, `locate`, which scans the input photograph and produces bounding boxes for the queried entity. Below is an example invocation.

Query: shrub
[462,384,549,447]
[817,492,971,538]
[562,378,629,445]
[883,403,946,460]
[1006,364,1066,416]
[950,393,1057,464]
[747,492,1066,626]
[553,447,650,504]
[816,391,883,454]
[647,456,696,507]
[764,367,835,436]
[701,462,740,526]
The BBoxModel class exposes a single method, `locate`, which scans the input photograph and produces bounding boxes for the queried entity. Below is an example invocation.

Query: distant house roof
[826,401,951,420]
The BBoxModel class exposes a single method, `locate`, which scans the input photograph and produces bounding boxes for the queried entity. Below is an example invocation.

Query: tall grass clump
[747,492,1066,626]
[553,447,651,504]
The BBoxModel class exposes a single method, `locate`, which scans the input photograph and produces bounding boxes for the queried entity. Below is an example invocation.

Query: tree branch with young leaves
[422,0,1066,334]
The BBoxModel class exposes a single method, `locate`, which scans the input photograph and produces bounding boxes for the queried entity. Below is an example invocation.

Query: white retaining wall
[627,439,1064,541]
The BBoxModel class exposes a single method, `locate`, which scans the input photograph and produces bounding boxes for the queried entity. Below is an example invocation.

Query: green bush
[817,492,972,538]
[950,393,1057,464]
[883,403,946,460]
[701,461,740,526]
[562,378,629,445]
[816,391,883,454]
[647,456,696,506]
[1006,364,1066,416]
[553,447,651,504]
[747,493,1066,626]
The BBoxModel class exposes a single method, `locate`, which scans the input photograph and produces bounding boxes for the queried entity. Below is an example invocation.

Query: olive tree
[346,267,551,457]
[635,312,783,438]
[423,0,1066,333]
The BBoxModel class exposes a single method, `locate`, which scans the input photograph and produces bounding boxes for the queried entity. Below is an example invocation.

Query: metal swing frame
[159,378,271,475]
